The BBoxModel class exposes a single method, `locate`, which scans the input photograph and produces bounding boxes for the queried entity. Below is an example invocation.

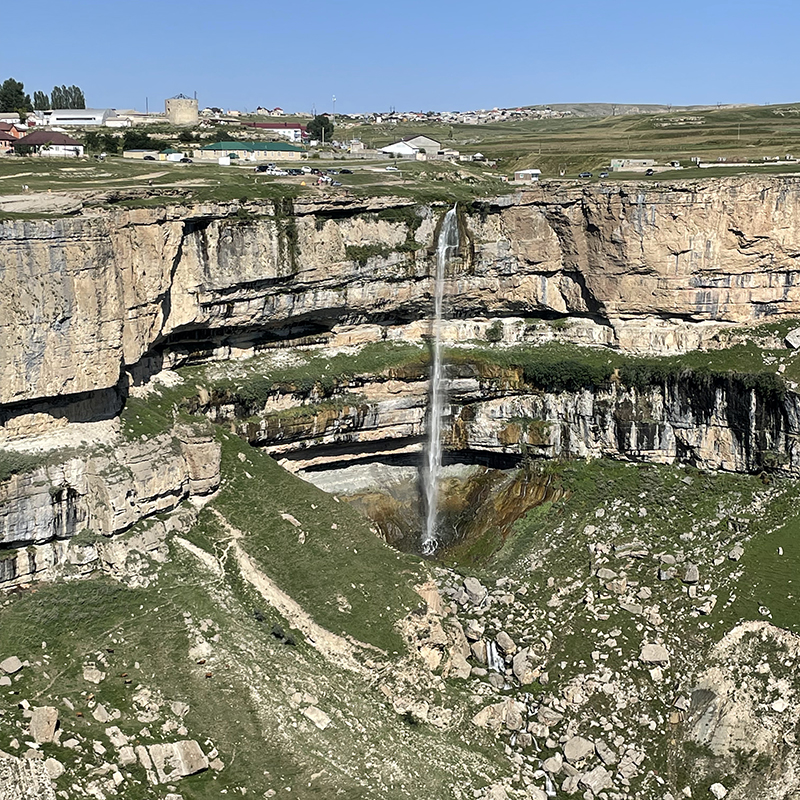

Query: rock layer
[3,177,800,410]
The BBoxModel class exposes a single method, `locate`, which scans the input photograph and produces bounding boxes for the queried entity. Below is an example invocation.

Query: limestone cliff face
[3,177,800,412]
[0,425,220,588]
[199,369,799,476]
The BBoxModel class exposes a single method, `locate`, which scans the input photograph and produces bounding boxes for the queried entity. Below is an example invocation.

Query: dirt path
[206,508,366,673]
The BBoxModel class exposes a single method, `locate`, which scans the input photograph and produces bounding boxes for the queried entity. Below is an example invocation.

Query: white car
[385,166,399,172]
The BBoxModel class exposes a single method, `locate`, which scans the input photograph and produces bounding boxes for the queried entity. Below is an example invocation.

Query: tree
[50,85,85,109]
[122,129,153,150]
[307,114,333,143]
[84,131,120,154]
[33,91,50,111]
[0,78,32,113]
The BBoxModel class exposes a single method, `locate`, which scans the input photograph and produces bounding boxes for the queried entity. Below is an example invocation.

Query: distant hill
[528,102,752,117]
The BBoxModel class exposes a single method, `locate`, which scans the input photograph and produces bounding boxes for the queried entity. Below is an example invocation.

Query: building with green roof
[195,140,304,162]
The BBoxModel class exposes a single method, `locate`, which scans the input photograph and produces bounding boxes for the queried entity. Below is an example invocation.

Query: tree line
[0,78,86,116]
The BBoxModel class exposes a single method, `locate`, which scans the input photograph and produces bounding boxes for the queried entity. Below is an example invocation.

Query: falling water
[421,207,459,555]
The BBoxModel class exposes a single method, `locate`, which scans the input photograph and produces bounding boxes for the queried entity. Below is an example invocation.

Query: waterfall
[421,207,459,555]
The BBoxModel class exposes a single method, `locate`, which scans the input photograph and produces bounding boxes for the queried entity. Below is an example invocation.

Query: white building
[39,108,117,126]
[13,130,84,157]
[379,140,418,157]
[379,134,443,159]
[513,168,542,182]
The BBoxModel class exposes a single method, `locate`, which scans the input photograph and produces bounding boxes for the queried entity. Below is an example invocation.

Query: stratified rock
[0,753,56,800]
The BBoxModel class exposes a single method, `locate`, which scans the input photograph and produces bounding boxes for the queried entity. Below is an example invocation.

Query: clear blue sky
[4,0,797,113]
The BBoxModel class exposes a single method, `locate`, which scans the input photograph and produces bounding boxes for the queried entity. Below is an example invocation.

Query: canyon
[2,175,800,800]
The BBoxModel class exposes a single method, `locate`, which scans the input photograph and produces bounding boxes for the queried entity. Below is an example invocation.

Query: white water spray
[421,207,459,555]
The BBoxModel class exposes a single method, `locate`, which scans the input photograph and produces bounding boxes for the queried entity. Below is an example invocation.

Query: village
[1,82,800,192]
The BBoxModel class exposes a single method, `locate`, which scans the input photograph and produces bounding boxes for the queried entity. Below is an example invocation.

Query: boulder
[542,752,563,773]
[464,577,487,605]
[465,619,485,641]
[0,656,22,674]
[42,759,64,780]
[640,643,670,665]
[785,329,800,349]
[563,735,595,762]
[683,563,699,584]
[710,783,728,799]
[29,707,58,744]
[302,706,331,730]
[512,648,537,685]
[471,640,488,665]
[496,630,516,654]
[595,739,618,765]
[580,765,613,793]
[147,741,208,783]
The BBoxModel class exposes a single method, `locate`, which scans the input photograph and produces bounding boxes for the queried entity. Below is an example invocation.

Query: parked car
[599,171,609,178]
[385,166,399,172]
[645,168,655,176]
[287,168,303,176]
[300,166,312,173]
[339,168,353,174]
[143,155,155,161]
[578,171,592,178]
[180,157,192,163]
[254,165,269,172]
[331,180,342,186]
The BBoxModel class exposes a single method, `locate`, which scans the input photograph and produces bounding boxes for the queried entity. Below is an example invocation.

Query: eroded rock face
[202,366,800,476]
[3,177,800,411]
[0,425,219,588]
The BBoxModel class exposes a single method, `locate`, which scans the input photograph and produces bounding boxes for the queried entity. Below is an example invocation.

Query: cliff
[3,176,800,416]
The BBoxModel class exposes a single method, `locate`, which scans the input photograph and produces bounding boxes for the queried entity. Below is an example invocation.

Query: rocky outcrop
[3,177,800,415]
[198,364,800,475]
[0,425,220,588]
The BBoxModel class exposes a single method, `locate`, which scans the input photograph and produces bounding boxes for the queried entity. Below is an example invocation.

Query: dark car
[180,157,192,163]
[286,168,303,176]
[143,155,155,161]
[578,171,592,178]
[645,168,655,176]
[254,165,269,172]
[339,168,353,174]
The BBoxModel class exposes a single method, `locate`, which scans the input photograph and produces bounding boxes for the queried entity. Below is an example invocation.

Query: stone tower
[165,94,199,126]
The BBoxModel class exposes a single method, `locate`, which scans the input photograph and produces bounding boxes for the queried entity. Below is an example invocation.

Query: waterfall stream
[421,207,459,555]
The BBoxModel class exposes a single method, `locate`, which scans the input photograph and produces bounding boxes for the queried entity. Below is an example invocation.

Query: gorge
[2,175,800,800]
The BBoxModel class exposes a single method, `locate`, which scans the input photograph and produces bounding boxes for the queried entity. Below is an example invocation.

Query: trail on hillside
[200,508,367,673]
